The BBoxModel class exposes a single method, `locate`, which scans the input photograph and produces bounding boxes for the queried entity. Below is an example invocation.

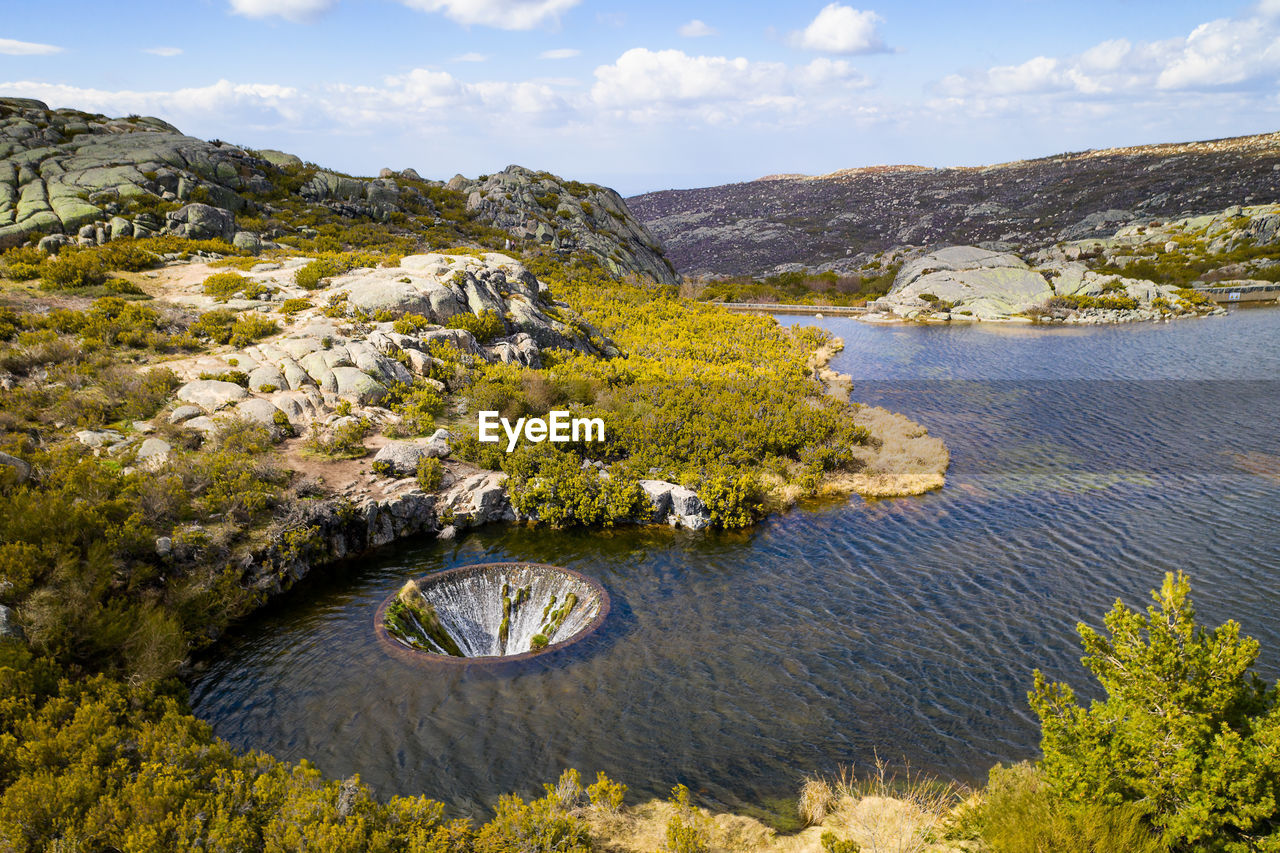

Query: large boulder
[0,451,30,484]
[873,246,1053,321]
[373,441,425,477]
[166,203,235,242]
[176,379,249,411]
[332,367,386,404]
[135,437,172,469]
[638,480,711,530]
[0,605,23,641]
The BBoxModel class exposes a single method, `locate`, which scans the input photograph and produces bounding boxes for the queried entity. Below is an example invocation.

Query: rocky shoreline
[226,336,947,624]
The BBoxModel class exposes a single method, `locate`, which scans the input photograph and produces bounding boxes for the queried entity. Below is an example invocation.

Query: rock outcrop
[868,246,1052,321]
[450,165,677,285]
[0,98,677,285]
[144,252,614,450]
[864,241,1227,324]
[638,480,712,530]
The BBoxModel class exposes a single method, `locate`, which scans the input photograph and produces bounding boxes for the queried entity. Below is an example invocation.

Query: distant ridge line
[753,129,1280,184]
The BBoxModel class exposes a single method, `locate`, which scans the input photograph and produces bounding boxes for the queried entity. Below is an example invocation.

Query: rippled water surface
[191,309,1280,815]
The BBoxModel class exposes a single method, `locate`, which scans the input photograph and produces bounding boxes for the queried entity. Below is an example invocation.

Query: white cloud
[0,38,63,56]
[228,0,337,21]
[790,4,886,55]
[678,19,716,38]
[539,48,580,59]
[453,52,489,62]
[0,80,304,131]
[590,48,869,122]
[398,0,580,29]
[943,7,1280,102]
[143,47,184,57]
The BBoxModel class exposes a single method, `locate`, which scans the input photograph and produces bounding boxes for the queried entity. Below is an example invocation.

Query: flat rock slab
[177,379,249,411]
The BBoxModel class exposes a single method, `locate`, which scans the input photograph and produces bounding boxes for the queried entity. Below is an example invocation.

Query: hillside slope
[0,97,675,284]
[628,132,1280,277]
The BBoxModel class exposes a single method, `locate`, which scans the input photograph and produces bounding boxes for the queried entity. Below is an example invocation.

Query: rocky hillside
[628,132,1280,277]
[0,97,675,284]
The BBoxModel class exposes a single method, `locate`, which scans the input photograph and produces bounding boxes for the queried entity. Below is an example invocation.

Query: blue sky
[2,1,1279,195]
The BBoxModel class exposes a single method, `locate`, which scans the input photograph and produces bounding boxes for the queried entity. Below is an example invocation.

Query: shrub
[190,310,279,347]
[279,297,312,314]
[1049,293,1139,312]
[587,772,627,813]
[393,313,433,335]
[385,381,444,436]
[696,466,764,529]
[198,370,249,387]
[40,250,107,289]
[304,418,370,459]
[95,240,161,272]
[203,272,270,301]
[415,456,443,491]
[1032,571,1280,849]
[2,246,46,280]
[972,762,1161,853]
[294,258,338,289]
[474,785,592,853]
[820,833,860,853]
[445,309,506,344]
[104,277,146,296]
[664,784,710,853]
[503,445,648,528]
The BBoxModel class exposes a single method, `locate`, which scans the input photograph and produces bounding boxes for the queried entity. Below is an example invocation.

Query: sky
[3,0,1280,195]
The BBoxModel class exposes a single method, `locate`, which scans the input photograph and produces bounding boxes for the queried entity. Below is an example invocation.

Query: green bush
[416,456,444,491]
[587,772,627,813]
[392,313,433,335]
[820,832,861,853]
[279,297,312,314]
[1049,293,1140,312]
[502,444,647,528]
[445,309,506,344]
[95,239,161,272]
[294,258,339,289]
[664,784,710,853]
[198,370,249,387]
[304,417,370,459]
[475,787,592,853]
[203,271,270,301]
[385,381,444,436]
[2,246,46,281]
[40,249,107,289]
[695,466,764,529]
[190,310,279,347]
[1032,571,1280,849]
[971,763,1161,853]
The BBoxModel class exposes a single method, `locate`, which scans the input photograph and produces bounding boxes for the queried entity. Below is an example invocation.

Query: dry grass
[842,406,949,497]
[798,778,836,826]
[585,759,968,853]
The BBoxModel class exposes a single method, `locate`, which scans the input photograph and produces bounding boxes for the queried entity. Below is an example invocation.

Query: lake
[190,308,1280,818]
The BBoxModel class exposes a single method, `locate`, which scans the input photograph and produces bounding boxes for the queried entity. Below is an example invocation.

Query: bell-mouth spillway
[374,562,610,665]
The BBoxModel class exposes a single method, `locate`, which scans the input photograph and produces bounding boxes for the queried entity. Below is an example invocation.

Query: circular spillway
[375,562,609,664]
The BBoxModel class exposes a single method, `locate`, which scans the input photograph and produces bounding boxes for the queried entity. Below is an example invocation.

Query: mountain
[0,97,675,284]
[627,132,1280,277]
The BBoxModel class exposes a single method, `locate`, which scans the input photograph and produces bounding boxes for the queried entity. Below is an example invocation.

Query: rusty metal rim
[373,562,611,666]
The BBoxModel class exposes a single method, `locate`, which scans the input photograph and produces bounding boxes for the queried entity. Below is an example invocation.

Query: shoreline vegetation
[0,138,1256,851]
[0,227,951,850]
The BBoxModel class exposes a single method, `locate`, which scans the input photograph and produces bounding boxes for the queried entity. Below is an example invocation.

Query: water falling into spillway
[377,563,608,661]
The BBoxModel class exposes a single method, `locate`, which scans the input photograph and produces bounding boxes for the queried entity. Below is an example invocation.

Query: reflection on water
[190,309,1280,815]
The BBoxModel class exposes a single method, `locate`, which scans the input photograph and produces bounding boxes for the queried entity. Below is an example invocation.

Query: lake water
[190,308,1280,818]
